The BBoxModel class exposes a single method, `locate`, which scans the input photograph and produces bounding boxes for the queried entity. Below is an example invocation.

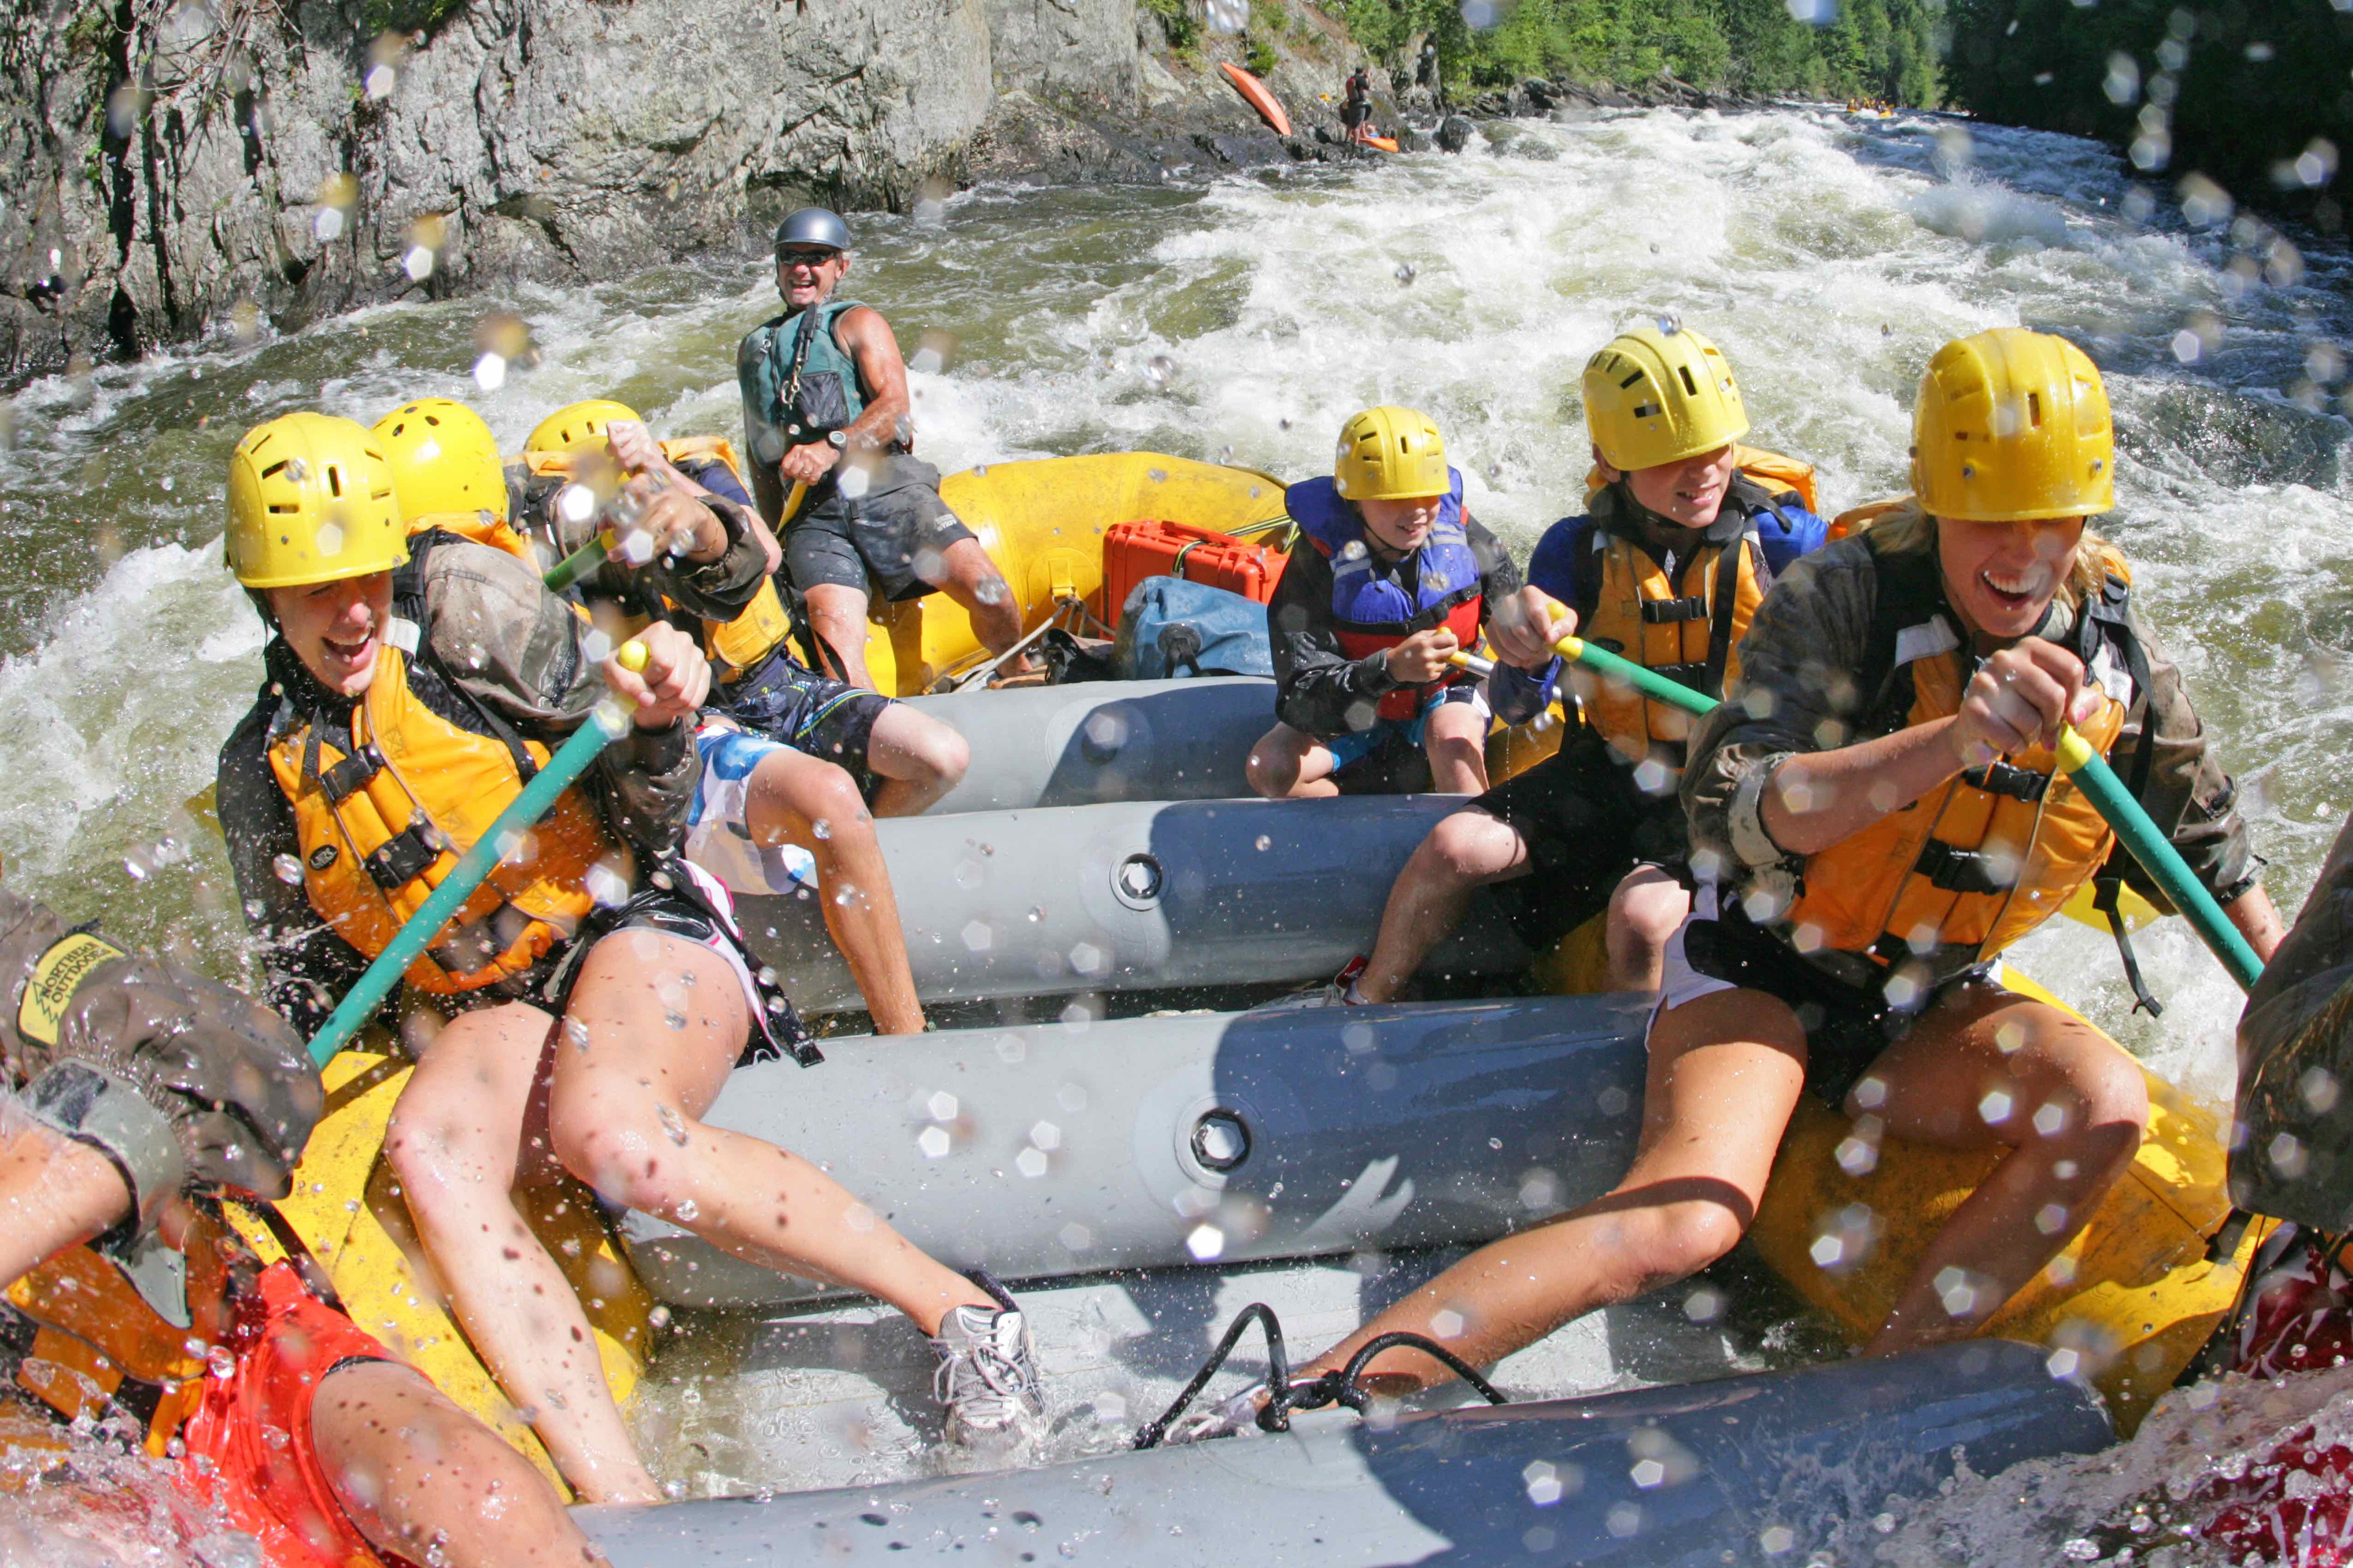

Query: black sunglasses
[776,247,842,267]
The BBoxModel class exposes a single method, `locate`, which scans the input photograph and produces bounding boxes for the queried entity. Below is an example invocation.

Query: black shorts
[1663,892,1981,1105]
[785,458,975,602]
[714,651,893,799]
[1477,728,1687,953]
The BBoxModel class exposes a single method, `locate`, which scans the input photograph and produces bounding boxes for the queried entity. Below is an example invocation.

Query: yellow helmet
[225,413,407,590]
[372,397,508,525]
[525,398,641,458]
[1911,328,2114,522]
[1583,323,1750,472]
[1334,405,1450,501]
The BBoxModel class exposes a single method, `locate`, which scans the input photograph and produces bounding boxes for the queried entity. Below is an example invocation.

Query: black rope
[1132,1305,1508,1450]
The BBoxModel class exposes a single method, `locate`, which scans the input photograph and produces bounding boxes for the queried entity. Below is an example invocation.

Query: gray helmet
[774,207,852,255]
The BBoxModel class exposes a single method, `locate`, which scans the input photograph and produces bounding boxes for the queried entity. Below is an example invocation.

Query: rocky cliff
[0,0,1372,387]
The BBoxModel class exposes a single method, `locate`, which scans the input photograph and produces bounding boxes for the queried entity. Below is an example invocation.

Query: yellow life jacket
[1826,494,1910,543]
[1780,524,2139,966]
[1579,520,1770,771]
[527,438,793,686]
[1583,445,1822,517]
[264,553,619,994]
[404,510,537,563]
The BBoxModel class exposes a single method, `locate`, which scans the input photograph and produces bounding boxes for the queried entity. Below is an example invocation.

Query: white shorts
[685,725,822,897]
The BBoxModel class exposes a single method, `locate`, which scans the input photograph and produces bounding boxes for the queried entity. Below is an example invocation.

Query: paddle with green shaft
[540,529,617,594]
[1452,633,2264,992]
[302,641,647,1067]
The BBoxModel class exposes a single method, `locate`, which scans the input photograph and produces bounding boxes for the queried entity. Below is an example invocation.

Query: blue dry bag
[1114,577,1274,680]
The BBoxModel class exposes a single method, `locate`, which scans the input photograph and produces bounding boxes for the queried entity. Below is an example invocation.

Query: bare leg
[932,537,1029,668]
[741,746,925,1033]
[1855,984,2148,1355]
[1295,986,1807,1390]
[863,702,969,818]
[383,1004,656,1503]
[802,581,877,691]
[1603,866,1690,993]
[548,933,991,1334]
[312,1361,609,1568]
[1353,807,1530,1003]
[1245,721,1342,800]
[1421,700,1490,795]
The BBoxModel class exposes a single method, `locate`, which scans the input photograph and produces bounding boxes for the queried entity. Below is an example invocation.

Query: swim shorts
[713,652,892,798]
[785,457,976,602]
[1475,727,1687,953]
[684,725,825,898]
[1656,882,1984,1105]
[176,1259,395,1568]
[1320,681,1490,777]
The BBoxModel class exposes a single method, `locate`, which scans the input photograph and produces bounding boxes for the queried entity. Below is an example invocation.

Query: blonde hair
[1875,497,2112,611]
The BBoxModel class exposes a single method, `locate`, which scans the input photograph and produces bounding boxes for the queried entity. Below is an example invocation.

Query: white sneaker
[932,1300,1046,1450]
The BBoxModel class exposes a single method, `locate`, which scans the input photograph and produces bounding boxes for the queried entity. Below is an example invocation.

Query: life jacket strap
[1649,659,1708,689]
[2094,870,2164,1018]
[1913,838,2014,898]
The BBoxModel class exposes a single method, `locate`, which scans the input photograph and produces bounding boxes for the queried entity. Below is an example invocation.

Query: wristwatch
[826,429,849,450]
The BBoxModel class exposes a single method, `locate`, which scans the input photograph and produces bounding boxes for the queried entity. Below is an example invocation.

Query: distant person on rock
[1285,324,1827,1003]
[1416,41,1443,112]
[1343,65,1376,143]
[1246,405,1551,800]
[738,207,1031,689]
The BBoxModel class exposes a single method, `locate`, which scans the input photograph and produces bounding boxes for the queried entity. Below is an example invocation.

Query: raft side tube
[900,677,1274,814]
[577,1341,2112,1566]
[617,996,1649,1308]
[736,795,1531,1014]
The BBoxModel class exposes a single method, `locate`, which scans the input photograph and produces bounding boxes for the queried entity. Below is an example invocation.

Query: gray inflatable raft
[579,1340,2113,1566]
[736,795,1528,1016]
[902,677,1273,814]
[618,996,1649,1308]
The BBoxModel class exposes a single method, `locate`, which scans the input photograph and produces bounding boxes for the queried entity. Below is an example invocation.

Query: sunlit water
[3,105,2351,1562]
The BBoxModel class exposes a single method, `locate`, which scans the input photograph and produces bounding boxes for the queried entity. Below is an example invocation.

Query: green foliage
[1141,0,1200,53]
[352,0,472,39]
[1330,0,1942,105]
[1944,0,2352,224]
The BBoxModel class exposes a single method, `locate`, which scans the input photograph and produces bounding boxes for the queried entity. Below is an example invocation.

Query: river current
[3,105,2351,1564]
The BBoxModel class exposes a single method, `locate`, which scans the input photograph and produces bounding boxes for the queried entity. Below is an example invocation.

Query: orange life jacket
[403,509,537,564]
[1578,519,1772,773]
[1779,525,2141,967]
[264,541,619,995]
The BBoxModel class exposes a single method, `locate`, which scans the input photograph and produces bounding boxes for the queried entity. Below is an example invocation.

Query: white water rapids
[2,104,2351,1564]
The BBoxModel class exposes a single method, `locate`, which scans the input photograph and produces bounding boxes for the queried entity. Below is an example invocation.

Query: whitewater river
[4,105,2352,1563]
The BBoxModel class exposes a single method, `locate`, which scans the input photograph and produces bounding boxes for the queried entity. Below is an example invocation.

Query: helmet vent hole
[1678,365,1699,396]
[2026,391,2042,427]
[325,467,344,498]
[260,459,290,480]
[1618,371,1643,389]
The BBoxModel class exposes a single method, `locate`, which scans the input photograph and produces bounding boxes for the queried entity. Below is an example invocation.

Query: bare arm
[0,1121,129,1288]
[834,304,911,453]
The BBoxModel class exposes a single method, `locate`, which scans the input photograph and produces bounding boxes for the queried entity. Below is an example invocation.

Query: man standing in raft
[215,414,1046,1498]
[738,207,1031,688]
[1210,327,2282,1416]
[1246,405,1548,799]
[1306,324,1825,1002]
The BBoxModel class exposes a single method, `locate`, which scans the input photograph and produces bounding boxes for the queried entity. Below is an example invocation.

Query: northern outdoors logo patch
[18,933,126,1048]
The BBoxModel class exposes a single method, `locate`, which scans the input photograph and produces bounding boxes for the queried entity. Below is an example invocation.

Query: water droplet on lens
[272,853,305,884]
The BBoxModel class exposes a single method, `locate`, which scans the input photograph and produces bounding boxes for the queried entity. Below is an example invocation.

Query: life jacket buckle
[1638,595,1708,624]
[1961,760,2050,803]
[316,744,386,804]
[364,823,441,891]
[1912,838,2013,897]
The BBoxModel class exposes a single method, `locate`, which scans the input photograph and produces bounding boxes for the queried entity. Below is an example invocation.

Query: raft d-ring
[1190,1109,1252,1174]
[1113,852,1164,909]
